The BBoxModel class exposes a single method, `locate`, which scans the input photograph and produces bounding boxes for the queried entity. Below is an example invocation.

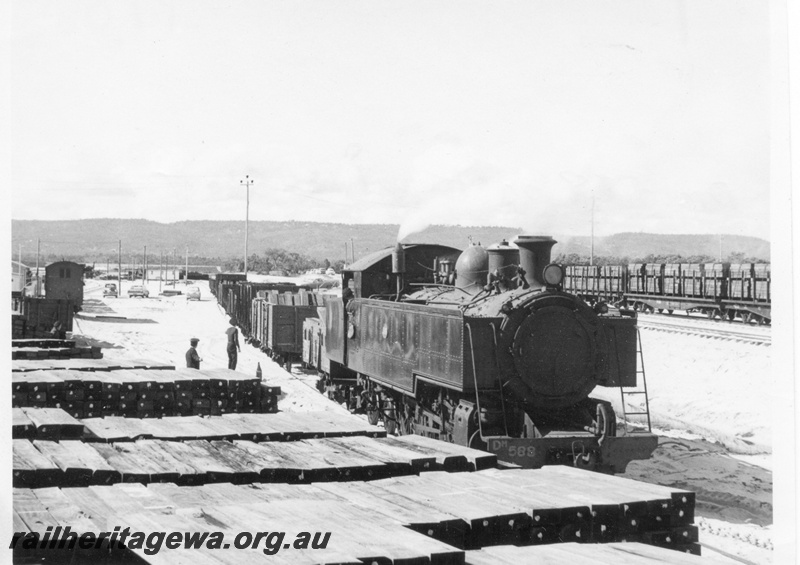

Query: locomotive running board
[482,433,659,474]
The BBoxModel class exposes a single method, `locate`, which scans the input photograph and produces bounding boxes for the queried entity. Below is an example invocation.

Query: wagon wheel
[667,309,674,315]
[755,315,765,326]
[657,308,664,314]
[707,309,716,320]
[742,312,752,324]
[727,310,736,321]
[384,418,398,435]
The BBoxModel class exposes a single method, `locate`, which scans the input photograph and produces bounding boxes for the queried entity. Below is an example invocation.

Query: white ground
[77,279,345,415]
[593,328,772,456]
[73,279,777,564]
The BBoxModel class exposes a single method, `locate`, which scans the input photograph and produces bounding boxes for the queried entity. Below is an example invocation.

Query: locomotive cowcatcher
[317,235,658,473]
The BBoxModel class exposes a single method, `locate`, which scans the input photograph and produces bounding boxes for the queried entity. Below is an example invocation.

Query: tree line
[224,248,346,275]
[553,252,768,266]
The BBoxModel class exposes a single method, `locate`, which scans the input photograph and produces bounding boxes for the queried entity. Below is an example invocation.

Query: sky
[9,0,776,239]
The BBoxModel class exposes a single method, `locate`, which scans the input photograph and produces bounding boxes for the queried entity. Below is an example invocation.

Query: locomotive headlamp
[593,301,609,314]
[542,264,564,286]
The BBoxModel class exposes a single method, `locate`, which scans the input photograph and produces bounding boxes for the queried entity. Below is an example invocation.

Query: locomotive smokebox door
[510,304,597,408]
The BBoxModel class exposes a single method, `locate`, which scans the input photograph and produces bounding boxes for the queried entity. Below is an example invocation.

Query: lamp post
[240,175,254,275]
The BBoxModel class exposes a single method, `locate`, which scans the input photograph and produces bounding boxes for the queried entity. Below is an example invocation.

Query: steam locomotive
[213,236,659,473]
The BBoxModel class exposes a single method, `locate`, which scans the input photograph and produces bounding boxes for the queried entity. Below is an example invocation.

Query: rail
[637,314,771,346]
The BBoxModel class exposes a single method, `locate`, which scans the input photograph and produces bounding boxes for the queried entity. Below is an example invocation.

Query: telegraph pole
[185,246,189,282]
[590,191,595,267]
[36,239,40,295]
[118,240,122,294]
[240,175,254,275]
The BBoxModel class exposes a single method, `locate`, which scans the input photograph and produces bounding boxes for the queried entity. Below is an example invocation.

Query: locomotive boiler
[318,235,658,474]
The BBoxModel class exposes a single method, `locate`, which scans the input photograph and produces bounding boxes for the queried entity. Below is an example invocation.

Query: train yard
[9,272,774,564]
[636,314,772,346]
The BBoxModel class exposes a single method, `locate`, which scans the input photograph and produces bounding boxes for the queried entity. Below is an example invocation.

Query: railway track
[637,314,771,345]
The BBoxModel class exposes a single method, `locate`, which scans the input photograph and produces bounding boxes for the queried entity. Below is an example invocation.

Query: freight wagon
[564,263,770,324]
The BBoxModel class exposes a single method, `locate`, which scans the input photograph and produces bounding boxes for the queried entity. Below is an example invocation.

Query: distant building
[11,260,30,294]
[145,265,221,281]
[44,261,85,309]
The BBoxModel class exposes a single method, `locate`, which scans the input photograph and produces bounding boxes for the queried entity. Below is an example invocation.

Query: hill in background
[11,219,770,265]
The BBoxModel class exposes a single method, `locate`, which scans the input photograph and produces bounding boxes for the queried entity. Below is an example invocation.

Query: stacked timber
[12,314,25,339]
[11,368,277,418]
[12,408,84,440]
[12,472,706,564]
[11,434,490,488]
[374,468,700,554]
[12,358,175,372]
[12,483,464,565]
[391,433,498,471]
[12,339,102,360]
[466,543,727,564]
[81,411,383,442]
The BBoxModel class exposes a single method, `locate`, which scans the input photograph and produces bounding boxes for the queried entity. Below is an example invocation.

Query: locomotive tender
[311,235,657,473]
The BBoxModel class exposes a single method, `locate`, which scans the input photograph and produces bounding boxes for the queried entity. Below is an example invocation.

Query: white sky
[9,0,774,239]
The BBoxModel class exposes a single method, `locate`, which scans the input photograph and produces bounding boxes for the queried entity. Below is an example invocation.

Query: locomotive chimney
[392,242,406,274]
[392,242,406,298]
[514,235,557,289]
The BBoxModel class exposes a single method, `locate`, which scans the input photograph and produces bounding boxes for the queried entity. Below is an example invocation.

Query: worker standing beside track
[225,318,241,370]
[185,337,202,369]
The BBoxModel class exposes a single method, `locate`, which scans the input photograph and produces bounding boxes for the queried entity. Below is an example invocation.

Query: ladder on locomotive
[618,329,652,433]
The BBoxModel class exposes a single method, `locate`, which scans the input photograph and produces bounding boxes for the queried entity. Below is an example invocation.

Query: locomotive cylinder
[515,235,557,289]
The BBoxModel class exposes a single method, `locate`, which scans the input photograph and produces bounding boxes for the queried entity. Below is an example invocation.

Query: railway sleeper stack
[13,469,702,564]
[12,338,103,361]
[465,543,728,564]
[12,358,177,372]
[12,433,488,488]
[12,408,85,441]
[11,367,280,418]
